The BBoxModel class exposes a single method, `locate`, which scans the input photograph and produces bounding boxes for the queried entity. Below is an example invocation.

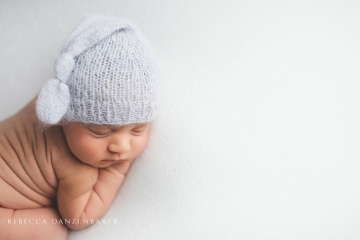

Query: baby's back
[0,99,58,209]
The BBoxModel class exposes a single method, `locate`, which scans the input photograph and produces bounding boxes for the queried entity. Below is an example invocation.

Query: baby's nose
[108,135,131,153]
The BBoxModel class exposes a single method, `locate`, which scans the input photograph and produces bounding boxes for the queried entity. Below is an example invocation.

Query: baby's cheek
[137,139,149,154]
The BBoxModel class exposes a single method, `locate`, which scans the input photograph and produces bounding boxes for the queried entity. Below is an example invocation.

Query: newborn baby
[0,15,159,240]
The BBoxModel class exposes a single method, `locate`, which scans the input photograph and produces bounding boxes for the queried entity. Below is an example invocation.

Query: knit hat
[36,15,159,125]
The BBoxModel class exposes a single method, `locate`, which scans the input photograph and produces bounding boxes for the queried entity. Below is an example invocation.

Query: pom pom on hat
[36,79,71,124]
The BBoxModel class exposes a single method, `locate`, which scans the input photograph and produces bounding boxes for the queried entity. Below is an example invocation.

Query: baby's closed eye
[87,126,112,136]
[130,124,149,135]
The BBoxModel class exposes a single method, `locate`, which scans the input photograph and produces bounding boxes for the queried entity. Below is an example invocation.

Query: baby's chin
[86,159,131,168]
[98,159,120,167]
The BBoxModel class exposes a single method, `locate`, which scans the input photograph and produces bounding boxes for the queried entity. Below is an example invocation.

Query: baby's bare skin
[0,99,68,239]
[0,99,150,239]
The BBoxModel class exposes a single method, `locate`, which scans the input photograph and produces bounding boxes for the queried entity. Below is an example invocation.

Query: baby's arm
[56,160,130,230]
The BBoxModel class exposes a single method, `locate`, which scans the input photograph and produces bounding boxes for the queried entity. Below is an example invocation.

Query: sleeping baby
[0,14,159,240]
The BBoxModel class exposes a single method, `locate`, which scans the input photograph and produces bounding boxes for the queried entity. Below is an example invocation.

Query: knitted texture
[36,15,158,125]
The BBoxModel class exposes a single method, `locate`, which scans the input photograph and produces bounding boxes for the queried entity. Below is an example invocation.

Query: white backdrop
[1,1,360,239]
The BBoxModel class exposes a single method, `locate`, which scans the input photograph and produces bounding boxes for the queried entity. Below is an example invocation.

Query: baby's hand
[97,161,131,187]
[103,161,131,175]
[58,161,131,230]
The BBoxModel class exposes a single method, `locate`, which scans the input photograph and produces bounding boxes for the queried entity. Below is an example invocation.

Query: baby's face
[62,122,152,168]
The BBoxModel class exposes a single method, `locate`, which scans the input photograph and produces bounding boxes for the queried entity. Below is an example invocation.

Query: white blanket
[1,1,360,239]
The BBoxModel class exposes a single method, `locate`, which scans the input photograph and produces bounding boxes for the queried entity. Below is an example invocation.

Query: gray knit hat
[36,15,158,125]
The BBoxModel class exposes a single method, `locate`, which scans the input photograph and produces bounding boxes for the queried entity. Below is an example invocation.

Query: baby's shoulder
[44,125,95,179]
[52,143,98,191]
[52,149,97,184]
